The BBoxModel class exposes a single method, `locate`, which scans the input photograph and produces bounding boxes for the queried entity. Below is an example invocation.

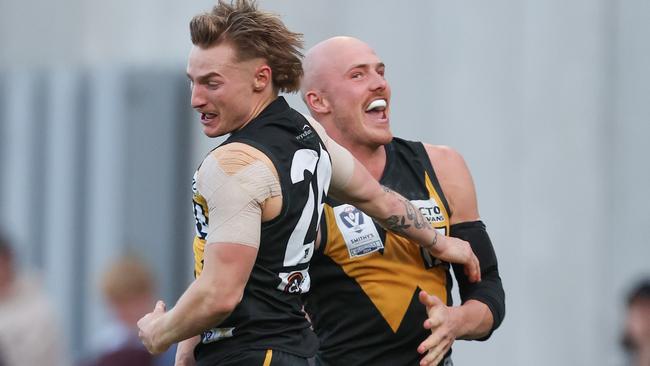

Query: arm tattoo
[384,215,411,236]
[425,229,438,250]
[379,186,434,246]
[406,198,428,230]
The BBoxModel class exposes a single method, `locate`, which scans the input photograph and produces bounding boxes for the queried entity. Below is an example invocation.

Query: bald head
[301,36,378,96]
[300,36,392,149]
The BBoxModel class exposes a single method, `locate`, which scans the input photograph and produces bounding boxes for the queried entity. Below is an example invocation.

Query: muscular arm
[418,145,504,365]
[141,242,257,354]
[449,222,502,339]
[425,144,505,339]
[307,117,480,281]
[138,145,279,354]
[329,157,433,234]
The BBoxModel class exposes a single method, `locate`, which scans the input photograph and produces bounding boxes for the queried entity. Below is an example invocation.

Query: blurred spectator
[622,278,650,366]
[0,232,68,366]
[82,255,174,366]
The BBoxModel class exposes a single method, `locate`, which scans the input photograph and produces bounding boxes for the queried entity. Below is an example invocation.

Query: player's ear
[304,90,330,114]
[253,64,271,92]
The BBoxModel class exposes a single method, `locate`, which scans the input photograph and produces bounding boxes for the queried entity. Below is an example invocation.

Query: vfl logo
[339,206,364,233]
[284,272,305,294]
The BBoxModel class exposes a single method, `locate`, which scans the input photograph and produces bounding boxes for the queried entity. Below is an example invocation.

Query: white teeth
[366,99,387,112]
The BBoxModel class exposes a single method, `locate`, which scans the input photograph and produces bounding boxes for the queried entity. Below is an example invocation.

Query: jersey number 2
[278,146,331,293]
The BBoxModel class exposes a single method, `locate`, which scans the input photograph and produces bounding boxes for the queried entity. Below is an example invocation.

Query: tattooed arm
[328,157,481,283]
[310,115,480,280]
[379,186,436,243]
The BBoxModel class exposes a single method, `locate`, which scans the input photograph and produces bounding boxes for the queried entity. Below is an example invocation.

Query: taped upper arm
[196,143,281,248]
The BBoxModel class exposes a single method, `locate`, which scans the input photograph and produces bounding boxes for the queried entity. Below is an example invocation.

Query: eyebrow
[345,62,385,73]
[186,71,222,82]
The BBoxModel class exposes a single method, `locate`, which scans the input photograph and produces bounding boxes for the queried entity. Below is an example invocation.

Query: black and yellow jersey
[191,97,329,365]
[305,137,453,366]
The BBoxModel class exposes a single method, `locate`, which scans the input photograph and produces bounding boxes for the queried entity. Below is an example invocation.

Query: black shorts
[213,349,311,366]
[314,353,452,366]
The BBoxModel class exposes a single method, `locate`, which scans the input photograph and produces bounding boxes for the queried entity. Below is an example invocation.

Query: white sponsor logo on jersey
[410,199,446,225]
[277,268,311,294]
[201,327,235,344]
[333,204,383,258]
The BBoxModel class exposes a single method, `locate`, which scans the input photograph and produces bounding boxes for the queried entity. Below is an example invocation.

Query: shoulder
[422,144,474,186]
[299,112,329,145]
[213,142,272,162]
[422,144,479,223]
[201,142,276,177]
[195,143,279,195]
[423,144,467,171]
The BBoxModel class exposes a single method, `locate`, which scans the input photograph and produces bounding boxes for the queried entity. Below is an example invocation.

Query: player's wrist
[426,230,447,256]
[446,305,467,340]
[454,300,492,340]
[152,315,173,354]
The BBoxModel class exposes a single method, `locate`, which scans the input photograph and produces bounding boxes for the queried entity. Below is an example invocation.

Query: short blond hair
[190,0,304,93]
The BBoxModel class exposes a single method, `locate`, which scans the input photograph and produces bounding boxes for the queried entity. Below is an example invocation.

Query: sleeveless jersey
[305,138,453,366]
[191,97,331,364]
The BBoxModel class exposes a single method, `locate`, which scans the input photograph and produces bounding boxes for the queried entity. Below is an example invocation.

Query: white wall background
[1,0,649,365]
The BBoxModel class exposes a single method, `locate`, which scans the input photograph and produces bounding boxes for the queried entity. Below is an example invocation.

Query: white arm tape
[196,153,280,248]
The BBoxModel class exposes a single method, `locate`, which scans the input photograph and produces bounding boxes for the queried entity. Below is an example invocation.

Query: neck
[329,132,386,180]
[350,144,387,180]
[317,116,389,180]
[240,90,277,129]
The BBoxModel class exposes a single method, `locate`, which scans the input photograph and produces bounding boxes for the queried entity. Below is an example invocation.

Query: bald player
[301,36,505,366]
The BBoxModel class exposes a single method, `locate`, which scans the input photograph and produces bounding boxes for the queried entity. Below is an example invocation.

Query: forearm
[451,299,494,340]
[154,277,235,349]
[329,157,458,257]
[451,220,506,335]
[360,186,450,255]
[175,336,200,366]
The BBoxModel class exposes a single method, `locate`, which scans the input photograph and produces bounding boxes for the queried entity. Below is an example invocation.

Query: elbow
[474,287,506,341]
[204,289,243,318]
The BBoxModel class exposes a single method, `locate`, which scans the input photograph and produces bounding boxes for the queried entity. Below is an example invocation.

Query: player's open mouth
[201,113,218,123]
[365,99,388,121]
